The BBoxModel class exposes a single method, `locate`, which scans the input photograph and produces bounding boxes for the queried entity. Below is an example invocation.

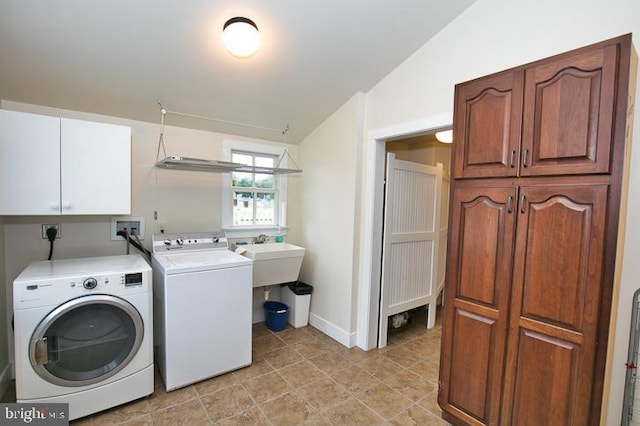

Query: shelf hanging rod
[157,102,288,135]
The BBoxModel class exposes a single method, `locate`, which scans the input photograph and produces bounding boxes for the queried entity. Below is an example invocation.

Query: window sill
[222,226,288,239]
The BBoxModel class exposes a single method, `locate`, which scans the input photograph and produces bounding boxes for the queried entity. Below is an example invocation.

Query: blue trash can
[264,301,289,332]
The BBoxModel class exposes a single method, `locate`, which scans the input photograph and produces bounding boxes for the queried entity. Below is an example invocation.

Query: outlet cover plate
[111,216,145,241]
[41,224,61,239]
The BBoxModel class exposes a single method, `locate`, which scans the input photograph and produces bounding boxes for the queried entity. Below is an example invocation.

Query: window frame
[231,150,279,227]
[221,140,289,237]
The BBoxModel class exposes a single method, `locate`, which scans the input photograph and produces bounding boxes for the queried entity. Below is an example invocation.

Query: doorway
[379,133,451,348]
[356,115,452,351]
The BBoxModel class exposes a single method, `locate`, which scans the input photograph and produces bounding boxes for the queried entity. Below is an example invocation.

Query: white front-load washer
[13,254,153,421]
[151,231,252,391]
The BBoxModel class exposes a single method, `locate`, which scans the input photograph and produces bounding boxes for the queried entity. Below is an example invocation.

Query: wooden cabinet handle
[510,150,516,168]
[522,149,529,168]
[520,195,526,213]
[507,195,513,213]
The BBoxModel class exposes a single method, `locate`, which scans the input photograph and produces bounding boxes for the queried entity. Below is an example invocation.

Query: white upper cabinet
[60,118,131,215]
[0,110,61,215]
[0,110,131,215]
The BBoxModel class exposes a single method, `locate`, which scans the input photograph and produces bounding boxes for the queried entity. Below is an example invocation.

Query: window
[221,140,291,234]
[231,151,278,226]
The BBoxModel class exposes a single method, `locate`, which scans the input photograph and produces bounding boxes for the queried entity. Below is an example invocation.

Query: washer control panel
[83,277,98,289]
[22,272,142,293]
[15,270,149,309]
[152,231,228,252]
[13,255,151,309]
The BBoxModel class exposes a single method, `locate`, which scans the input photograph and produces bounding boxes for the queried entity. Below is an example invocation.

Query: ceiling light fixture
[435,129,453,143]
[223,17,261,58]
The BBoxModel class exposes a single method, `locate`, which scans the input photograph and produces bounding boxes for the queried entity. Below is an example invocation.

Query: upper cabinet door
[521,41,623,176]
[452,69,524,179]
[453,34,631,180]
[61,118,131,215]
[0,110,61,215]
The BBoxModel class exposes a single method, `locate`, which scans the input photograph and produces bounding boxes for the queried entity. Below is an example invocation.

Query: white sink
[238,243,305,287]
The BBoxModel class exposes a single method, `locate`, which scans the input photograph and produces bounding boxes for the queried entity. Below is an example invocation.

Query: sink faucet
[255,234,267,244]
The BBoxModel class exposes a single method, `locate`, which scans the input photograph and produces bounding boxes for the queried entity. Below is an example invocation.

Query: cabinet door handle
[522,149,529,168]
[520,195,526,213]
[507,195,513,214]
[509,150,516,168]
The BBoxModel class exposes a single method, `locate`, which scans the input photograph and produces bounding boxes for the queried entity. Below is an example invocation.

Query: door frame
[357,114,452,350]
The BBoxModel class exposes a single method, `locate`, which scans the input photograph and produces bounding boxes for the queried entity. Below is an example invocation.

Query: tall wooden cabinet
[439,34,635,425]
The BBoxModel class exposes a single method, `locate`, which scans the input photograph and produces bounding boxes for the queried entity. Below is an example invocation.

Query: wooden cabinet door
[454,35,630,180]
[501,184,608,425]
[452,70,524,179]
[439,185,517,425]
[520,40,624,176]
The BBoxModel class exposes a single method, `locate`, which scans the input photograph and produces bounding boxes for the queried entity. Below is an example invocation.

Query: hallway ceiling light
[223,17,261,58]
[435,129,453,143]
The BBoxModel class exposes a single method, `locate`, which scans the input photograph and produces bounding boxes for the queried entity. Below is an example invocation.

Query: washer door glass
[30,294,144,387]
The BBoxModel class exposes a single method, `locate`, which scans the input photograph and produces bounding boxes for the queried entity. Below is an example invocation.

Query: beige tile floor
[3,308,448,425]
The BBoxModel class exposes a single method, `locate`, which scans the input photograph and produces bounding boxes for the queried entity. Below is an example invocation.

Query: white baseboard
[251,298,358,349]
[308,313,357,348]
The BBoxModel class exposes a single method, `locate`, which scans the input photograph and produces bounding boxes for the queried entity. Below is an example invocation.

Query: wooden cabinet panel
[439,185,516,425]
[521,44,620,176]
[509,329,581,425]
[515,185,607,330]
[454,187,516,307]
[452,71,523,179]
[501,184,608,425]
[453,35,630,180]
[447,307,501,424]
[441,34,632,426]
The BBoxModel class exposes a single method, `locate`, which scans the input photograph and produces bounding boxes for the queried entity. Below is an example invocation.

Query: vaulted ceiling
[0,0,476,143]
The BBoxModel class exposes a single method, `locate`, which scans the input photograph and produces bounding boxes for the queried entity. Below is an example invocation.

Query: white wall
[297,93,364,346]
[362,0,640,423]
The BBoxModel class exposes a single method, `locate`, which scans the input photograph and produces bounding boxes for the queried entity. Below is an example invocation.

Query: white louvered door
[378,153,443,348]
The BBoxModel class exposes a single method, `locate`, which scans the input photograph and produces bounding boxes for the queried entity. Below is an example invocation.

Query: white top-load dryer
[151,231,252,391]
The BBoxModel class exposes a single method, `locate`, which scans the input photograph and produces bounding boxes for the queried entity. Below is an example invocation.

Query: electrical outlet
[117,220,141,235]
[111,216,145,241]
[42,224,61,239]
[157,222,167,233]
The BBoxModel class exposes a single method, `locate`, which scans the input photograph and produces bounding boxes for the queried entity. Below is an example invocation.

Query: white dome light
[223,17,261,58]
[435,129,453,143]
